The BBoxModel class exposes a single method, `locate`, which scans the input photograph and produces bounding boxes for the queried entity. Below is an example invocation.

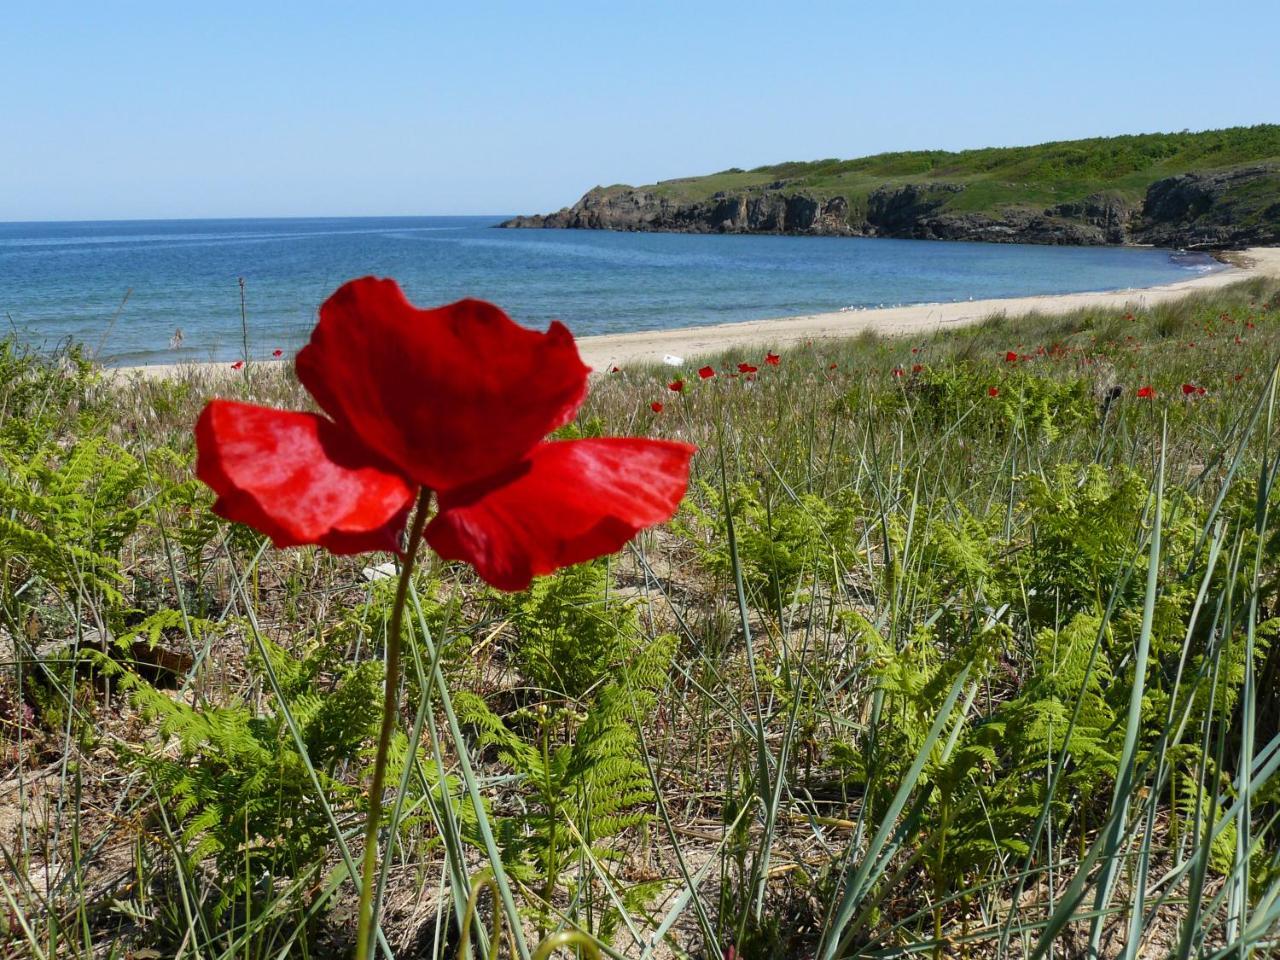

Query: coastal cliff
[501,127,1280,249]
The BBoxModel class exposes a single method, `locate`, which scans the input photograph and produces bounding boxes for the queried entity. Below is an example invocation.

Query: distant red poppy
[1137,385,1155,398]
[912,363,923,374]
[892,367,904,378]
[1247,321,1256,329]
[698,365,715,379]
[610,365,621,373]
[765,352,781,366]
[738,362,758,373]
[668,379,684,392]
[988,386,999,397]
[1234,374,1245,382]
[1236,336,1244,345]
[1124,312,1134,321]
[1005,351,1018,363]
[911,347,919,354]
[272,349,284,358]
[650,401,664,413]
[829,363,838,369]
[195,278,695,591]
[1197,386,1207,396]
[231,360,245,370]
[1182,383,1196,395]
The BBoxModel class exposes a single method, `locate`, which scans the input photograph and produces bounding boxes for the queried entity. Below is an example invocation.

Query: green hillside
[638,125,1280,211]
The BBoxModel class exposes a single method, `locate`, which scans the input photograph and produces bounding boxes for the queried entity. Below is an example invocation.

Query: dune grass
[5,277,1280,958]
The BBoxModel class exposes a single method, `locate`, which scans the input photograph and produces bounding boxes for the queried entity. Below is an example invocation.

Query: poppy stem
[355,487,432,960]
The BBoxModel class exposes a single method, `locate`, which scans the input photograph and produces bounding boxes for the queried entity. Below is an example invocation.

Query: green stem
[355,488,432,960]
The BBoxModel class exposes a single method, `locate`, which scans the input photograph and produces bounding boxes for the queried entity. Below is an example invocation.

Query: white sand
[113,247,1280,381]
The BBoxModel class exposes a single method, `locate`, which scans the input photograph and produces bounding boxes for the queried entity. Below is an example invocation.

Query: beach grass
[4,276,1280,957]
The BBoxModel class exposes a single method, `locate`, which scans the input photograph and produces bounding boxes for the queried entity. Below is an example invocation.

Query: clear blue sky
[3,1,1277,221]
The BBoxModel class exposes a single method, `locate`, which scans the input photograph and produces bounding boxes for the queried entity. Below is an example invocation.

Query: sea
[0,216,1223,367]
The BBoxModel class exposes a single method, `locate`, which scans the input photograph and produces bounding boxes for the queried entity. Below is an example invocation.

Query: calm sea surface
[0,216,1221,366]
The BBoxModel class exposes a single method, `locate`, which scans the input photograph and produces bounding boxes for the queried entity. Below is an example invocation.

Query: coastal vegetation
[6,274,1280,958]
[503,125,1280,248]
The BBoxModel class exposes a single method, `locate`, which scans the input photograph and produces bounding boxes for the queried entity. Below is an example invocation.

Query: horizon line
[0,213,516,226]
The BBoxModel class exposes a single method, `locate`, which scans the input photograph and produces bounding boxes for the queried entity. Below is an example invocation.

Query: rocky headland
[501,128,1280,249]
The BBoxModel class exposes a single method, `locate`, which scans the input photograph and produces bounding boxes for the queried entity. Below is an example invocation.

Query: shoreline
[112,247,1280,380]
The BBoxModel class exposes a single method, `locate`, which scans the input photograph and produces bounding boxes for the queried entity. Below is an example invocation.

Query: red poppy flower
[668,379,684,392]
[698,365,715,379]
[1234,374,1244,382]
[911,347,919,354]
[829,363,838,369]
[196,277,695,591]
[892,367,904,378]
[738,362,758,374]
[988,386,999,397]
[610,365,621,373]
[1136,385,1155,398]
[1197,386,1207,396]
[1182,383,1196,395]
[765,352,781,366]
[231,360,245,370]
[1004,351,1017,363]
[272,349,284,358]
[912,363,923,374]
[650,401,664,413]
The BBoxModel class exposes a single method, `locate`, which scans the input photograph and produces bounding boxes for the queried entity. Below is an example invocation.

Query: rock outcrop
[1138,165,1280,249]
[502,165,1280,249]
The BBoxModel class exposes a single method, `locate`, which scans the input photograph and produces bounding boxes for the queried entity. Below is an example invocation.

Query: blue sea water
[0,216,1222,366]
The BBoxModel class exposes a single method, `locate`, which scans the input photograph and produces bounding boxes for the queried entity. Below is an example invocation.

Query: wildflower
[1005,351,1018,363]
[668,379,684,392]
[912,363,923,374]
[738,362,758,373]
[698,365,715,379]
[988,386,999,397]
[195,277,695,591]
[650,401,664,413]
[892,367,904,378]
[911,347,919,354]
[1197,386,1207,396]
[765,352,781,366]
[610,365,621,373]
[272,349,284,358]
[1136,385,1155,398]
[829,362,838,369]
[1182,383,1196,395]
[231,360,245,370]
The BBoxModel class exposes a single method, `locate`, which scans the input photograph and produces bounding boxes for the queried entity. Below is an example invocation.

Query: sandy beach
[114,246,1280,380]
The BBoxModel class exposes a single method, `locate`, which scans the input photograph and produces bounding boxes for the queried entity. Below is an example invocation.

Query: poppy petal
[195,400,414,554]
[425,438,696,591]
[296,278,590,490]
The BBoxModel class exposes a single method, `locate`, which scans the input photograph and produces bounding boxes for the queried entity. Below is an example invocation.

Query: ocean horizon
[0,215,1223,366]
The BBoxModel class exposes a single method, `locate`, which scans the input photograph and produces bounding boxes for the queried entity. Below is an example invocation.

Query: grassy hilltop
[636,125,1280,207]
[505,125,1280,248]
[7,277,1280,955]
